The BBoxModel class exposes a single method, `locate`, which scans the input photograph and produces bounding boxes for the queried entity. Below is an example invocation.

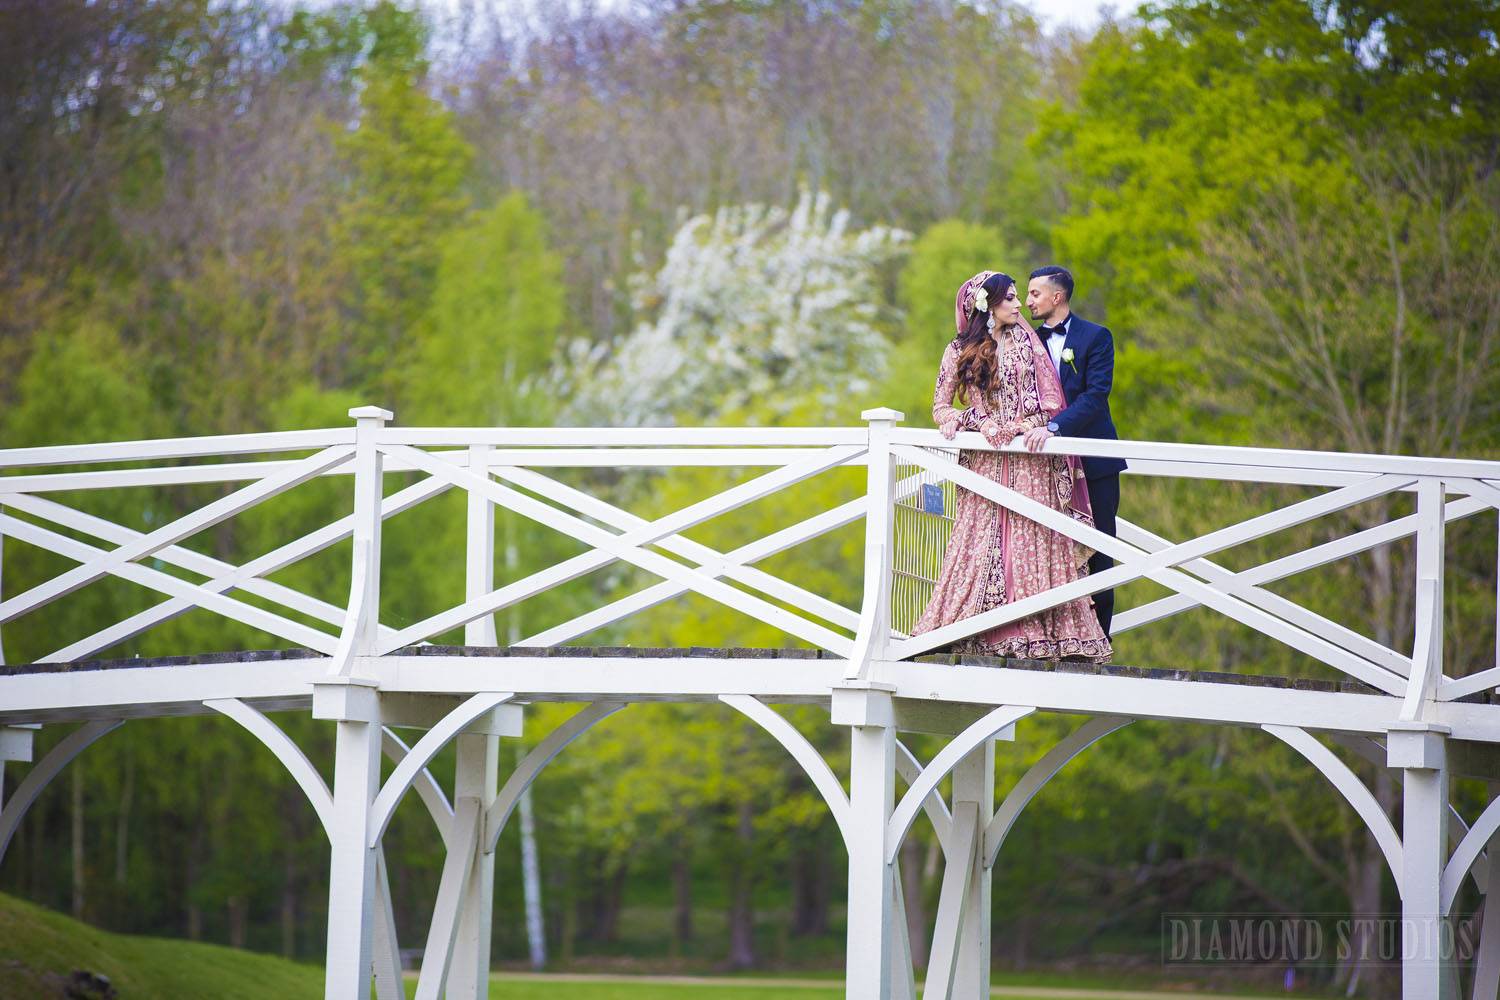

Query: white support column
[445,444,501,999]
[950,739,994,999]
[1390,722,1453,999]
[0,725,37,814]
[889,854,916,1000]
[834,686,897,999]
[371,849,406,1000]
[848,408,902,682]
[447,732,499,999]
[1472,800,1500,1000]
[317,679,384,1000]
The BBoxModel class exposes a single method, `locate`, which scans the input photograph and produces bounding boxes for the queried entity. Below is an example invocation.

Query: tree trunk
[281,834,298,958]
[726,800,756,969]
[186,825,204,940]
[790,834,830,937]
[672,851,694,951]
[71,763,85,920]
[228,894,248,948]
[114,749,133,889]
[594,865,626,944]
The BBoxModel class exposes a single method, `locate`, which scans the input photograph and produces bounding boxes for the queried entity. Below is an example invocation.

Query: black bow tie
[1042,324,1067,337]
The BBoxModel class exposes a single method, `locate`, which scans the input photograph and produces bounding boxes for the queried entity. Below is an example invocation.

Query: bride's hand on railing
[939,417,960,440]
[979,418,1006,449]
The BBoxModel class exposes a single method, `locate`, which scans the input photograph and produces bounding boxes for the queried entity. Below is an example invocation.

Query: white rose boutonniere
[971,288,988,312]
[1060,347,1078,374]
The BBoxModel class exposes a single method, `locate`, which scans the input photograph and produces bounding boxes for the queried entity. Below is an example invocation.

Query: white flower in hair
[972,287,989,312]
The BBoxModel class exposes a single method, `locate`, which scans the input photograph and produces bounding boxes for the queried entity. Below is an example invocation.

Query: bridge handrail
[3,423,1497,483]
[0,407,1494,717]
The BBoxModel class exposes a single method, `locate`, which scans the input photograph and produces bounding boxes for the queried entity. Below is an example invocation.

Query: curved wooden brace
[329,537,372,677]
[983,715,1132,869]
[886,705,1035,864]
[844,541,888,681]
[895,739,952,853]
[1443,795,1500,916]
[382,727,455,851]
[368,692,514,848]
[721,695,853,847]
[1330,733,1486,891]
[1263,724,1403,891]
[483,701,624,854]
[206,699,335,837]
[1400,577,1441,720]
[0,719,123,863]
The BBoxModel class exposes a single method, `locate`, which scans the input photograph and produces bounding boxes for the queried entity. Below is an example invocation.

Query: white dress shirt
[1044,314,1072,373]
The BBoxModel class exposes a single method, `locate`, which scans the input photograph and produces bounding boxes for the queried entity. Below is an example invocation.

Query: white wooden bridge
[1,405,1499,999]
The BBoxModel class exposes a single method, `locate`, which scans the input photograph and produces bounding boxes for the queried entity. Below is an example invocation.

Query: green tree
[405,192,566,426]
[885,219,1013,425]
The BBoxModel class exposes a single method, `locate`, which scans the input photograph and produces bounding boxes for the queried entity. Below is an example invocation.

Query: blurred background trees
[1,0,1497,993]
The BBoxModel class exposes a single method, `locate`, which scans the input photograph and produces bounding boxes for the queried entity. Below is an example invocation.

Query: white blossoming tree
[570,188,910,426]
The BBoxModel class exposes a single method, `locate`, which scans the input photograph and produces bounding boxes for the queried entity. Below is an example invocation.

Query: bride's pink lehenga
[911,327,1112,662]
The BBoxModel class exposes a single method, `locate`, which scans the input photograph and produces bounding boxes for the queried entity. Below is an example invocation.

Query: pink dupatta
[1016,316,1095,528]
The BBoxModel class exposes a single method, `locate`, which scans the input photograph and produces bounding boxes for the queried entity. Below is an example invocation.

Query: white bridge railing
[1,405,1498,717]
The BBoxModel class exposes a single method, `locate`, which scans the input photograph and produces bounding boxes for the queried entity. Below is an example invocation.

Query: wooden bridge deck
[1,644,1397,694]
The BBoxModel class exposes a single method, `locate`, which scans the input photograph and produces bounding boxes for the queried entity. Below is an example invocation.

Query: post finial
[348,406,394,422]
[861,407,904,423]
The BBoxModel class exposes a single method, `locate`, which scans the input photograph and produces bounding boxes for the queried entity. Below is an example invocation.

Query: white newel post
[320,406,390,1000]
[448,445,501,999]
[848,408,902,682]
[349,407,391,662]
[1404,478,1446,719]
[834,686,897,999]
[1389,723,1453,1000]
[0,526,7,666]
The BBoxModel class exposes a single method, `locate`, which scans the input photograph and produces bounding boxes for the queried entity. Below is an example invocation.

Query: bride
[910,270,1111,662]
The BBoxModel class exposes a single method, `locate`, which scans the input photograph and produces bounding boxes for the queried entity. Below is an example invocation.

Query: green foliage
[886,219,1014,424]
[3,0,1499,986]
[406,192,567,425]
[332,6,473,395]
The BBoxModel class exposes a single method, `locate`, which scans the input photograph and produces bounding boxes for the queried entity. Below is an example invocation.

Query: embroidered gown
[910,328,1112,661]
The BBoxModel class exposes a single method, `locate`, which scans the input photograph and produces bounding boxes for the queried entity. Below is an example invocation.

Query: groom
[1021,266,1125,637]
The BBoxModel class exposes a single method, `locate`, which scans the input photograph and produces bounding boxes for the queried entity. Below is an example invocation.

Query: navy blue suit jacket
[1049,314,1126,479]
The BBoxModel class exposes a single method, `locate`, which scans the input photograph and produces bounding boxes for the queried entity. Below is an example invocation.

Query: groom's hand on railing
[1023,426,1055,452]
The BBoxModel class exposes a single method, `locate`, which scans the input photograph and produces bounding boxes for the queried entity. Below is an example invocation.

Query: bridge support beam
[1391,722,1454,999]
[836,686,897,999]
[445,732,500,999]
[318,679,384,1000]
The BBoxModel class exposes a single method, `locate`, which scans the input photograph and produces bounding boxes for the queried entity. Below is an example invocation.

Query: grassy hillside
[0,892,1296,1000]
[0,891,322,999]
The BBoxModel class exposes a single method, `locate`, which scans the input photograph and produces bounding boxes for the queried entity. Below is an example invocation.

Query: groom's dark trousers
[1048,312,1126,639]
[1084,473,1119,637]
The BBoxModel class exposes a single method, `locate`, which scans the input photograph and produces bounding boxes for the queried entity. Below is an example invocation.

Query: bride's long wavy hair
[953,271,1014,402]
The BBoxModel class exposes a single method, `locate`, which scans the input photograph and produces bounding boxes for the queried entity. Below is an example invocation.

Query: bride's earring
[986,315,996,332]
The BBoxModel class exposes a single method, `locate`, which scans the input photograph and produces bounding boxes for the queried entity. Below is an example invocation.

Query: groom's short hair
[1030,265,1074,301]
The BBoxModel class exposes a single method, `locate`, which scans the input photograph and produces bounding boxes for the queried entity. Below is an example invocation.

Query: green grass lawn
[0,891,323,999]
[0,891,1294,999]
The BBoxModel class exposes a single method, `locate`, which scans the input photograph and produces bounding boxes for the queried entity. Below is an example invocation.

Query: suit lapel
[1059,320,1079,384]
